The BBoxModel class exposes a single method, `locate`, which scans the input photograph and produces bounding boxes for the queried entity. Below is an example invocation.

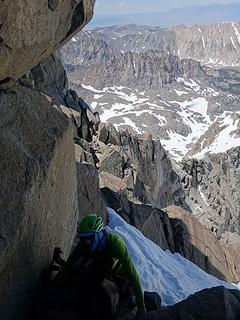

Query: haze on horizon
[89,1,240,28]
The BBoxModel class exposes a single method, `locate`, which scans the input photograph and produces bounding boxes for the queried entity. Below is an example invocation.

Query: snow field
[107,208,236,306]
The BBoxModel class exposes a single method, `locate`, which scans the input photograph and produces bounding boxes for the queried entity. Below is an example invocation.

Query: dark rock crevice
[48,0,59,11]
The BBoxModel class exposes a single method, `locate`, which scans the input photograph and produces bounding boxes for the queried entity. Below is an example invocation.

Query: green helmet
[78,214,104,234]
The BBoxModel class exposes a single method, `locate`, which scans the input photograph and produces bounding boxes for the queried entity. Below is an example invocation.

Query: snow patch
[94,94,103,99]
[81,84,103,93]
[230,36,237,51]
[162,98,211,159]
[122,117,142,133]
[91,102,98,109]
[175,89,189,96]
[183,97,208,117]
[107,208,235,306]
[232,22,240,45]
[194,114,240,159]
[198,186,209,205]
[199,28,205,49]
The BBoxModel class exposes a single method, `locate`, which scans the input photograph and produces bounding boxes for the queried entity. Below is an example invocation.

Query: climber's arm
[111,234,145,311]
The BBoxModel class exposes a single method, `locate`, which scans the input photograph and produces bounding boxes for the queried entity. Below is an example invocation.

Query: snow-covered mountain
[61,22,240,161]
[62,22,240,68]
[73,81,240,160]
[107,207,237,306]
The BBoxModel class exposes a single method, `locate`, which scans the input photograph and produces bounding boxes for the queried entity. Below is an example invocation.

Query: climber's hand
[52,247,65,266]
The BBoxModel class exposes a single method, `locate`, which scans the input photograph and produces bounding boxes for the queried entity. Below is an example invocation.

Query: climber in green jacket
[55,214,146,320]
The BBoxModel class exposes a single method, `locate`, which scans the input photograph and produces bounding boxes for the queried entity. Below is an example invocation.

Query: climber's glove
[52,247,65,267]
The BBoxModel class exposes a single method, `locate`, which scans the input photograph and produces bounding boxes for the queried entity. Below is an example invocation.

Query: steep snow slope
[107,208,236,306]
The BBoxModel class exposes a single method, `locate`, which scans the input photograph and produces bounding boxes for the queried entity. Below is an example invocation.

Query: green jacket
[56,232,144,309]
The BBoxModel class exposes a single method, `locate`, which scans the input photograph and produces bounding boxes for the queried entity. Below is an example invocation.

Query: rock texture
[27,54,107,225]
[0,81,78,320]
[178,151,240,243]
[95,124,186,210]
[101,187,175,251]
[62,22,240,68]
[150,286,240,320]
[27,52,100,142]
[66,50,182,92]
[0,0,95,81]
[164,205,240,282]
[26,52,69,106]
[76,162,107,221]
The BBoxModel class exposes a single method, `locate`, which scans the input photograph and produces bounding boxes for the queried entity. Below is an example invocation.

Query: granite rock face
[95,124,186,210]
[178,150,240,244]
[64,49,182,92]
[0,0,96,81]
[27,53,100,142]
[26,52,69,106]
[0,81,78,320]
[76,162,107,222]
[164,205,240,282]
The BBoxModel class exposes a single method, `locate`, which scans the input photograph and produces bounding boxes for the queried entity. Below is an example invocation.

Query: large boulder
[144,292,162,312]
[97,122,121,145]
[99,172,128,193]
[164,205,240,282]
[149,286,240,320]
[0,81,78,320]
[0,0,96,81]
[99,147,125,178]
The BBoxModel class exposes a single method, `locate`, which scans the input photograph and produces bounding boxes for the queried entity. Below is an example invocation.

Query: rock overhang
[0,0,96,81]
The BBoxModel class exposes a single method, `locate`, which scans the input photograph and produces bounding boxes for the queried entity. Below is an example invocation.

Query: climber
[54,213,146,320]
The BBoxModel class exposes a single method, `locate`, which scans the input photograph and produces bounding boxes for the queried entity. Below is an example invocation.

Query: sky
[89,1,240,27]
[106,207,237,306]
[94,0,240,16]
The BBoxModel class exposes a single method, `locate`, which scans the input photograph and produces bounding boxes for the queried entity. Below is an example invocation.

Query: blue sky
[90,1,240,27]
[94,0,240,16]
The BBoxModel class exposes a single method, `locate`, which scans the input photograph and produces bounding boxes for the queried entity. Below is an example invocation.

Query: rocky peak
[64,49,183,91]
[62,30,117,69]
[62,21,240,70]
[178,149,240,243]
[93,123,186,209]
[173,22,240,67]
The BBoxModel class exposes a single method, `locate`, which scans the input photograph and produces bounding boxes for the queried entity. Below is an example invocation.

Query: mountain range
[61,22,240,160]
